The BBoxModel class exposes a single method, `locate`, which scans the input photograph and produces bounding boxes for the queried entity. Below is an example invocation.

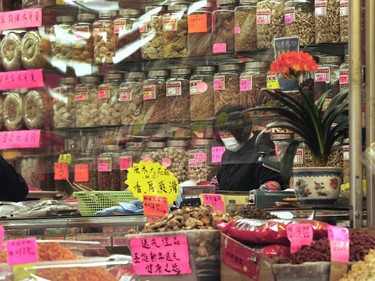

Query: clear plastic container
[166,68,192,122]
[97,73,123,126]
[213,63,242,113]
[190,65,216,121]
[188,138,216,183]
[50,15,74,62]
[340,0,349,43]
[72,13,96,64]
[315,0,340,44]
[164,139,189,183]
[0,95,4,130]
[75,76,101,128]
[234,0,258,52]
[74,154,98,190]
[3,92,24,131]
[285,0,315,46]
[256,0,285,49]
[23,90,52,130]
[212,0,236,54]
[339,54,349,92]
[21,30,51,69]
[114,8,142,62]
[1,32,22,71]
[120,141,143,190]
[119,71,146,126]
[97,150,121,191]
[187,1,213,57]
[53,77,77,129]
[143,70,169,124]
[93,10,118,64]
[140,141,166,164]
[163,3,188,58]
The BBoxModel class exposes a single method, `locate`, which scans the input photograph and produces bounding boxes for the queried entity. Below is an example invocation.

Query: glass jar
[314,55,342,102]
[190,65,216,121]
[285,0,315,46]
[166,68,192,122]
[239,61,269,108]
[21,30,51,69]
[0,95,4,130]
[74,154,98,190]
[50,15,74,62]
[213,63,242,113]
[188,138,215,183]
[119,71,146,126]
[140,141,166,164]
[1,32,22,71]
[93,10,118,64]
[141,5,166,60]
[143,70,169,124]
[339,54,349,92]
[163,3,188,58]
[98,73,123,126]
[23,90,52,130]
[187,1,213,57]
[256,0,285,49]
[234,0,258,52]
[164,139,189,183]
[120,141,143,190]
[340,0,348,43]
[75,76,101,128]
[53,77,77,129]
[72,13,96,64]
[97,150,121,191]
[212,0,236,54]
[315,0,340,44]
[3,92,24,131]
[114,8,142,63]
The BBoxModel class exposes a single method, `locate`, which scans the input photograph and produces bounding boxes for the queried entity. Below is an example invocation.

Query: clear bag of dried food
[1,32,22,71]
[314,55,341,102]
[21,30,51,69]
[98,150,121,191]
[98,73,123,126]
[315,0,340,44]
[143,69,169,124]
[50,16,74,63]
[3,92,24,131]
[213,63,242,114]
[163,3,188,58]
[119,71,146,126]
[23,90,53,130]
[166,68,192,122]
[234,0,258,53]
[163,139,189,183]
[340,0,349,42]
[256,0,285,49]
[285,0,315,46]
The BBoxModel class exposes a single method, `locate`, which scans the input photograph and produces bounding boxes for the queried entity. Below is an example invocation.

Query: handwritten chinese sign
[74,164,89,182]
[286,223,313,254]
[54,162,69,181]
[0,130,41,149]
[328,225,350,263]
[130,235,191,275]
[0,69,44,91]
[211,146,225,163]
[143,195,169,218]
[0,8,42,31]
[7,238,38,266]
[188,14,208,33]
[200,194,225,212]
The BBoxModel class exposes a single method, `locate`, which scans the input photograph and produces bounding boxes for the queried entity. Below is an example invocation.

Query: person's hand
[259,181,281,191]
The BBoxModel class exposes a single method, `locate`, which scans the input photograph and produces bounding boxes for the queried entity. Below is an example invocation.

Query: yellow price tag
[267,74,280,89]
[126,161,180,205]
[13,263,36,281]
[56,0,65,4]
[58,153,72,165]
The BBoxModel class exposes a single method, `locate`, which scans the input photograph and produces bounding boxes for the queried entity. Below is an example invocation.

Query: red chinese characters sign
[7,238,38,266]
[0,130,41,149]
[0,8,42,30]
[0,69,44,91]
[143,195,169,218]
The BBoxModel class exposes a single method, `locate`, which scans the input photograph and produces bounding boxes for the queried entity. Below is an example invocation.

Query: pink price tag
[196,81,208,93]
[211,146,226,163]
[0,130,41,149]
[214,79,223,90]
[194,152,207,163]
[286,223,313,254]
[240,79,251,91]
[328,225,349,242]
[120,157,132,170]
[201,194,225,212]
[130,235,191,275]
[162,158,172,168]
[98,163,110,172]
[213,43,227,54]
[0,8,42,30]
[330,240,349,263]
[7,238,38,266]
[0,69,44,91]
[285,15,293,24]
[234,27,241,35]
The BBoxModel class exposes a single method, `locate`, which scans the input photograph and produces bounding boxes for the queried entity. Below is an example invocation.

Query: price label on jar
[163,16,178,31]
[266,73,280,89]
[54,162,69,181]
[240,76,252,92]
[98,158,112,172]
[143,85,156,100]
[211,146,226,163]
[213,43,227,54]
[114,19,126,34]
[162,158,172,168]
[256,9,271,25]
[188,14,208,33]
[284,7,295,24]
[166,81,182,96]
[74,164,89,182]
[340,0,349,17]
[339,69,349,85]
[7,238,38,266]
[214,75,225,91]
[315,1,328,17]
[98,86,109,99]
[75,86,89,101]
[190,80,202,95]
[120,156,132,170]
[119,87,133,101]
[314,67,331,83]
[194,151,207,163]
[234,27,241,35]
[286,223,313,254]
[328,225,349,263]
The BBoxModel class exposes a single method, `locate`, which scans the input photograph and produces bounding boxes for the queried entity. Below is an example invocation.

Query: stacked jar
[50,16,74,62]
[120,71,146,126]
[285,0,315,46]
[23,90,52,130]
[93,10,118,64]
[234,0,258,52]
[315,0,340,44]
[214,64,242,113]
[143,70,169,124]
[97,147,121,191]
[3,92,24,131]
[98,73,123,126]
[256,0,285,49]
[190,65,216,121]
[120,141,143,190]
[74,154,98,190]
[72,13,96,64]
[75,76,101,128]
[339,54,349,92]
[141,141,166,164]
[164,139,189,183]
[21,30,51,69]
[340,0,349,43]
[53,77,77,129]
[212,0,236,54]
[188,138,216,183]
[1,32,22,71]
[163,3,188,58]
[166,68,192,122]
[0,95,4,130]
[187,1,213,56]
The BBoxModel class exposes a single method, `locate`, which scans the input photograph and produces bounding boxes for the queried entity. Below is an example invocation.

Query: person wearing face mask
[212,105,284,191]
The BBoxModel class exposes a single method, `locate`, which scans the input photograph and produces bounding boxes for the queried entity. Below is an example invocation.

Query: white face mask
[221,137,242,152]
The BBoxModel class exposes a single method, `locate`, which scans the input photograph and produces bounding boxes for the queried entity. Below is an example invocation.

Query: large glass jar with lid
[213,63,242,113]
[164,139,189,183]
[97,148,121,191]
[140,141,166,164]
[98,73,123,126]
[119,71,146,126]
[3,92,24,131]
[50,15,74,62]
[120,141,143,190]
[212,0,236,54]
[52,77,77,129]
[339,54,349,92]
[23,90,52,130]
[166,68,192,122]
[190,65,216,121]
[256,0,285,49]
[21,31,51,69]
[239,61,269,108]
[285,0,315,46]
[314,55,342,102]
[141,5,166,60]
[188,138,216,183]
[72,13,96,64]
[234,0,258,52]
[113,8,142,63]
[163,3,188,58]
[0,32,22,71]
[75,76,101,128]
[187,1,213,57]
[93,10,118,64]
[340,0,348,42]
[74,154,98,190]
[143,70,169,124]
[315,0,340,44]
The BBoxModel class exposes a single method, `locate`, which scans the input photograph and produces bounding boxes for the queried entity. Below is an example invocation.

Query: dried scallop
[4,92,24,131]
[21,31,51,69]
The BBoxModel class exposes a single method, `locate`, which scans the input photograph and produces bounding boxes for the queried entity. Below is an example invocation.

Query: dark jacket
[0,155,28,201]
[217,132,284,191]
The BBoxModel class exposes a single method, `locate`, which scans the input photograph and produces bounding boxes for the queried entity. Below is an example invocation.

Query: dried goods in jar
[164,140,189,183]
[21,30,51,69]
[3,92,24,131]
[0,95,4,130]
[188,139,216,183]
[23,90,52,130]
[234,0,258,52]
[339,0,349,43]
[315,0,340,44]
[50,16,74,62]
[98,151,121,191]
[140,141,165,164]
[314,56,341,102]
[1,32,22,71]
[212,1,236,54]
[72,13,96,64]
[120,141,142,190]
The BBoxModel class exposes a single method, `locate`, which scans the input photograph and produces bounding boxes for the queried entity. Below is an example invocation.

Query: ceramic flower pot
[290,167,342,205]
[276,74,299,93]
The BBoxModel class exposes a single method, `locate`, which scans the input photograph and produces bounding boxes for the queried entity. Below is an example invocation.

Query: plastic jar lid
[80,76,101,84]
[148,70,169,78]
[119,8,141,18]
[59,77,78,85]
[171,68,191,76]
[77,13,97,22]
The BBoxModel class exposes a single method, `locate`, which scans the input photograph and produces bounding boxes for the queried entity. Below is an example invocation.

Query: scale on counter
[249,189,296,208]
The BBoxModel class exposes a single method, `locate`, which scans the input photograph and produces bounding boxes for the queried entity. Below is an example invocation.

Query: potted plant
[249,51,349,204]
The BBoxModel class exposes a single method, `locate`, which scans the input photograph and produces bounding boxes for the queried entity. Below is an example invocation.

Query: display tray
[27,191,59,199]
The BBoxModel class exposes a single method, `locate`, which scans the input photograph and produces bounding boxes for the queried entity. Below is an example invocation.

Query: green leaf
[280,139,303,183]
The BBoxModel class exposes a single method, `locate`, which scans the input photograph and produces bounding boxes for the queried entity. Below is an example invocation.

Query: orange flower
[270,51,318,79]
